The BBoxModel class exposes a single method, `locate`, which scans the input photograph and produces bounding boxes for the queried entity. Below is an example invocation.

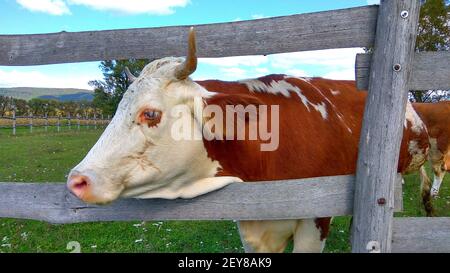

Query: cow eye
[138,109,162,127]
[144,110,161,120]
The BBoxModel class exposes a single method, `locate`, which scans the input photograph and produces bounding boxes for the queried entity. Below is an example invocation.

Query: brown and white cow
[67,28,429,252]
[413,101,450,216]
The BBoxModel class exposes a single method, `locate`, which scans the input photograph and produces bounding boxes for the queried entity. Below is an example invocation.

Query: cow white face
[67,29,241,204]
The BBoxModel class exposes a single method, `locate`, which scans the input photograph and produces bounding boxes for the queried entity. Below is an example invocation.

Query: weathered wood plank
[351,0,420,253]
[0,175,403,224]
[392,217,450,253]
[356,51,450,90]
[394,174,403,213]
[0,6,377,66]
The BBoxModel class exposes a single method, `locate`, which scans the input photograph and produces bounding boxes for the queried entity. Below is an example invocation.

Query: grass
[0,128,449,253]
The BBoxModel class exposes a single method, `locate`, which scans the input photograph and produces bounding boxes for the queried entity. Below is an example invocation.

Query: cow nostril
[74,180,88,190]
[68,175,91,198]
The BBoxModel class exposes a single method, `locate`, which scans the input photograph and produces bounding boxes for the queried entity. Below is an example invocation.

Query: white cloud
[255,67,269,74]
[198,48,363,81]
[269,48,364,70]
[367,0,380,5]
[200,55,268,67]
[323,69,356,80]
[16,0,71,15]
[68,0,190,15]
[0,69,94,89]
[220,67,248,79]
[16,0,189,15]
[251,14,266,19]
[286,69,310,77]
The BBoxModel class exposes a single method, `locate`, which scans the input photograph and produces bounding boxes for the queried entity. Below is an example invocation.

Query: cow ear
[201,93,264,140]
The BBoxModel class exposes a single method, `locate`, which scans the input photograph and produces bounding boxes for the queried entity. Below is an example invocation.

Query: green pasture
[0,129,449,253]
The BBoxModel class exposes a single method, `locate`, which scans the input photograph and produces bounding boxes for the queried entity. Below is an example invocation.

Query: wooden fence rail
[392,218,450,253]
[0,6,377,66]
[356,51,450,90]
[0,175,403,224]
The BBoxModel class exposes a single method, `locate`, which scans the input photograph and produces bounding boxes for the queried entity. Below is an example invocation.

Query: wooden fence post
[77,114,80,130]
[45,112,48,132]
[57,116,61,132]
[29,112,33,133]
[68,112,71,130]
[351,0,420,253]
[12,107,16,136]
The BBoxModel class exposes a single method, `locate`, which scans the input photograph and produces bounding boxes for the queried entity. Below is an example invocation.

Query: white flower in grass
[133,222,145,228]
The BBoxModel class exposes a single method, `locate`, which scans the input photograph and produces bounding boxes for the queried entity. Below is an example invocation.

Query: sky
[0,0,380,90]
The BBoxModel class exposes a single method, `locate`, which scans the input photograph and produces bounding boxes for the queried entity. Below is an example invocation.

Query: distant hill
[0,87,93,101]
[38,92,94,102]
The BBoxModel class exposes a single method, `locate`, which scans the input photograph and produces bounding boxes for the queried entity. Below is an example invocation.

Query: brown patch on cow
[197,78,428,182]
[255,74,287,86]
[414,101,450,168]
[314,218,331,241]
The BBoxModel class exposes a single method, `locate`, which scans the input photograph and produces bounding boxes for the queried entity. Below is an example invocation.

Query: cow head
[67,28,241,204]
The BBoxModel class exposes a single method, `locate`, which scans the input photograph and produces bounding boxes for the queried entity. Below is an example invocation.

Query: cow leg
[419,165,435,217]
[428,138,446,198]
[237,220,296,253]
[292,218,330,253]
[431,162,446,198]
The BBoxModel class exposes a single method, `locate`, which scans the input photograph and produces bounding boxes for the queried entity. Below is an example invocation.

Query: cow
[413,101,450,216]
[67,28,429,253]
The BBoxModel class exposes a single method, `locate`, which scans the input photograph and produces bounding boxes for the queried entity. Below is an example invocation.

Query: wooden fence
[1,0,450,253]
[0,112,110,134]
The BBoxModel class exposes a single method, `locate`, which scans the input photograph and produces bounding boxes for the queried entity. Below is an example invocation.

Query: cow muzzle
[67,169,119,204]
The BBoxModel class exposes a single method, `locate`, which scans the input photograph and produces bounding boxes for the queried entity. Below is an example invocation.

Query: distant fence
[0,113,110,134]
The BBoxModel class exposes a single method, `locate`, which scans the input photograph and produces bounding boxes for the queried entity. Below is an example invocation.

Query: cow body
[197,75,429,252]
[413,101,450,215]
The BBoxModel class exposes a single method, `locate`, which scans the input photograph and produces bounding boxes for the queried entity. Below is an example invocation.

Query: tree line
[0,96,100,118]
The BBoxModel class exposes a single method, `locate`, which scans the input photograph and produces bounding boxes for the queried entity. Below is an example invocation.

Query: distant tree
[28,98,51,116]
[411,0,449,102]
[90,59,151,116]
[11,98,28,116]
[0,96,10,117]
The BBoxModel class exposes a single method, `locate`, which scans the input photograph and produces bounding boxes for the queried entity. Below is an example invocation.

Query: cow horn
[175,27,197,80]
[124,67,137,83]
